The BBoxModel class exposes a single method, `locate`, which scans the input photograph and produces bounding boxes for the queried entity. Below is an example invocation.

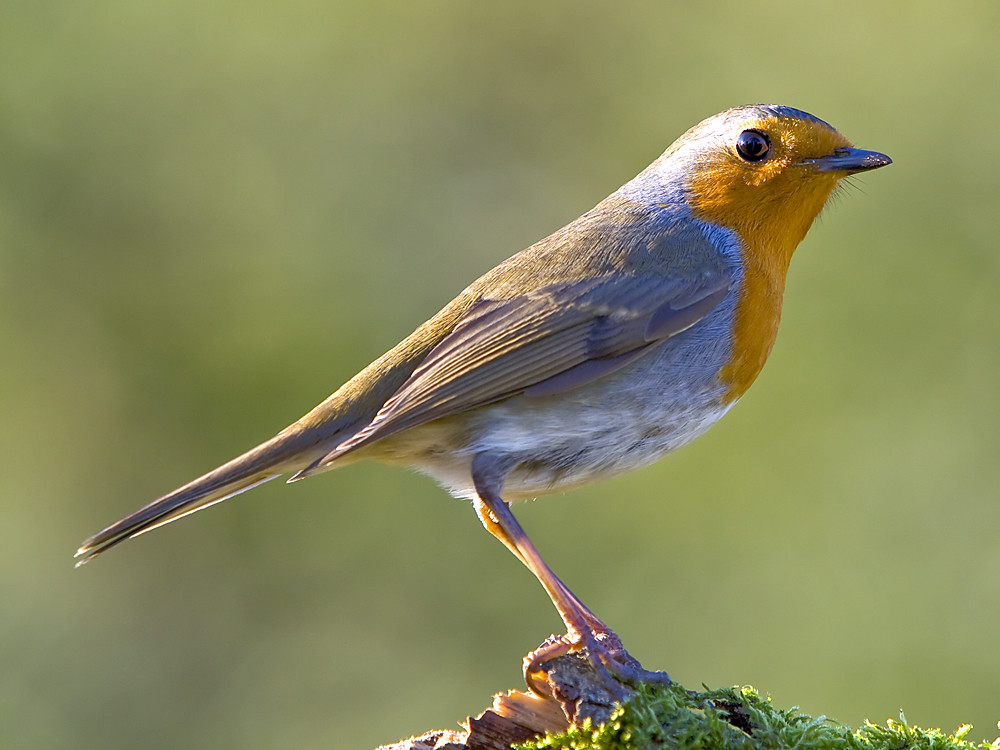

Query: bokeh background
[3,1,999,748]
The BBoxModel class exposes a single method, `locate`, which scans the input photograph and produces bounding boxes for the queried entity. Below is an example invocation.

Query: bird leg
[471,457,670,696]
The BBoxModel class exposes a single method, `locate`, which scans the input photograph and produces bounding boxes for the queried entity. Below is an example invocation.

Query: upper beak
[808,147,892,173]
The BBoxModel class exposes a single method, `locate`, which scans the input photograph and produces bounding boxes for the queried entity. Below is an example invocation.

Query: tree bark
[376,648,638,750]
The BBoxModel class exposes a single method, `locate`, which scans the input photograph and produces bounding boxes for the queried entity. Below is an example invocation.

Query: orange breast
[718,248,786,401]
[684,115,847,402]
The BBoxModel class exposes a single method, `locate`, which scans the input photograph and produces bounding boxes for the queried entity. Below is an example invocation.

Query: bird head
[680,105,890,266]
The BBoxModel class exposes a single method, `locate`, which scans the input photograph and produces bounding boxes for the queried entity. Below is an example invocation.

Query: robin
[76,104,891,691]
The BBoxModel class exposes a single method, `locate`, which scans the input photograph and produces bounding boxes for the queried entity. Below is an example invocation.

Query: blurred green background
[3,1,998,748]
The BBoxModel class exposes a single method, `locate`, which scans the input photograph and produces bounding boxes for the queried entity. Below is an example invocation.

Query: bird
[76,104,890,691]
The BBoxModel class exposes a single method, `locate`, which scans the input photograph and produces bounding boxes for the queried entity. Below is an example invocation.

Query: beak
[808,147,892,173]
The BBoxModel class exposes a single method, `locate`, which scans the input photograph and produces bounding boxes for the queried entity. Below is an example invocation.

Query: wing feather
[304,270,732,472]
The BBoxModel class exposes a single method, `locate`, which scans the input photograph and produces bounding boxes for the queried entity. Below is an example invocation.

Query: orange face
[687,113,853,270]
[683,111,857,401]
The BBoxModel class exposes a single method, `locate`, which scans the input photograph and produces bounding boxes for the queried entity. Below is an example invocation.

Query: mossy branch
[376,649,1000,750]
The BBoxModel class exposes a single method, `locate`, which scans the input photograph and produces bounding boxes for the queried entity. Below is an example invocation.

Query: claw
[523,625,671,699]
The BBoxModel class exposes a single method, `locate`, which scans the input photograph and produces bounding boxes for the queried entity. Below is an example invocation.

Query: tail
[74,296,460,567]
[74,429,324,567]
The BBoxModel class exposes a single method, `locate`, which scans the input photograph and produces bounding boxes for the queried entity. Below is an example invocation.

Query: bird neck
[686,170,839,402]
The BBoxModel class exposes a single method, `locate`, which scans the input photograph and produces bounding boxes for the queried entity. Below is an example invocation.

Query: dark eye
[735,130,771,162]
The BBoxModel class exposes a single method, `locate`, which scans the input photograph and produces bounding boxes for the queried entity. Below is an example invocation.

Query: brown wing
[296,269,732,475]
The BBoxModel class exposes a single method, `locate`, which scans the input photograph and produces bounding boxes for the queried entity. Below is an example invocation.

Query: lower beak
[808,147,892,173]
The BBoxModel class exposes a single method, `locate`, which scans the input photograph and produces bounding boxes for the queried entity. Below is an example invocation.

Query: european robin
[77,104,890,690]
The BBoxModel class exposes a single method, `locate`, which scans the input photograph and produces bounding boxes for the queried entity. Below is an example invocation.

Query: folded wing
[297,269,733,476]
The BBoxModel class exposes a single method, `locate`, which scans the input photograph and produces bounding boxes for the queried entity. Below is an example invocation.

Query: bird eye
[735,130,771,162]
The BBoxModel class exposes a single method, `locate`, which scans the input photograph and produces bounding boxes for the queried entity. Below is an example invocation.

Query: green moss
[519,682,1000,750]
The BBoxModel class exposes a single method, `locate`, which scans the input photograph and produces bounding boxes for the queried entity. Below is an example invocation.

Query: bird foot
[523,626,671,701]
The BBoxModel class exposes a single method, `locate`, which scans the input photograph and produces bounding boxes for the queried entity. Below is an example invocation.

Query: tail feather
[75,431,321,566]
[75,300,450,566]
